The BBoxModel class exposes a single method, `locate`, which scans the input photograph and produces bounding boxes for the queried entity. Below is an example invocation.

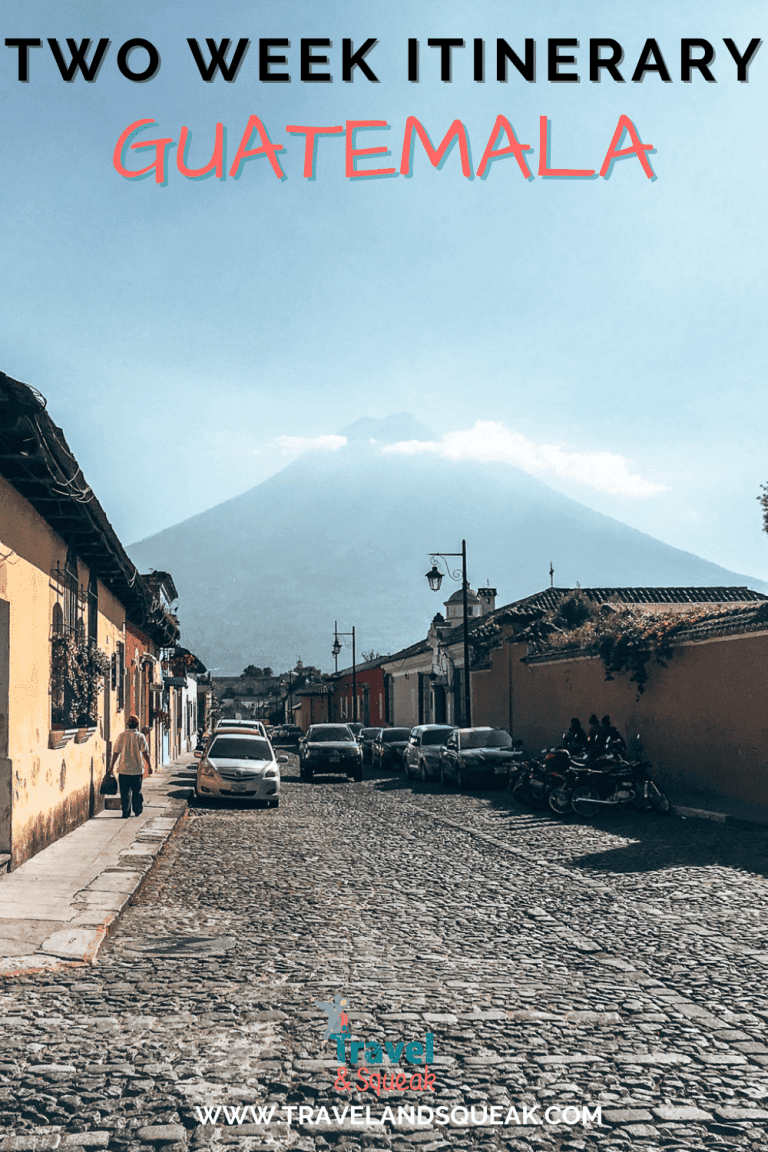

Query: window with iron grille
[50,555,109,727]
[87,573,98,644]
[63,546,81,636]
[116,641,125,711]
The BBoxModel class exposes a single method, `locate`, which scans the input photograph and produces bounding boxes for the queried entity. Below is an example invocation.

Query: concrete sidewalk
[666,783,768,831]
[0,753,195,977]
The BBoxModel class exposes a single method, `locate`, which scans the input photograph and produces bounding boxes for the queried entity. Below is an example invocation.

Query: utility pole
[333,625,357,723]
[425,539,472,727]
[352,626,357,723]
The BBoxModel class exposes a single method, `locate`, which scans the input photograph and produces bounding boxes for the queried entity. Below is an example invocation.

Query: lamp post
[425,539,472,727]
[333,621,357,723]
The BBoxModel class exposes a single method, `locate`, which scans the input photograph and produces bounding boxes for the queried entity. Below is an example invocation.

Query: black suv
[299,724,364,781]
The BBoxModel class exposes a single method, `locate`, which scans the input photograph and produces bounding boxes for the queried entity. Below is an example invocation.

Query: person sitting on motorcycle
[586,714,603,760]
[562,717,588,756]
[601,715,627,756]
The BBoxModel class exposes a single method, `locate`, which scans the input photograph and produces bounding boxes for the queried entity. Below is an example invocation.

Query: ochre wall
[472,629,768,808]
[472,646,514,735]
[0,475,131,866]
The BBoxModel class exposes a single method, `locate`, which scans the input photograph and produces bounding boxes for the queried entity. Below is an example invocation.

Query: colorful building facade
[0,372,185,868]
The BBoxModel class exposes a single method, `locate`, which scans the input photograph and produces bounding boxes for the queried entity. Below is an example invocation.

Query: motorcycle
[561,743,669,817]
[511,747,573,810]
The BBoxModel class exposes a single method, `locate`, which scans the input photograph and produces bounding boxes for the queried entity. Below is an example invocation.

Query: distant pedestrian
[108,714,152,818]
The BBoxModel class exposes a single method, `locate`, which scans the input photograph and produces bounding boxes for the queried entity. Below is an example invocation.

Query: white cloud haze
[275,434,347,454]
[382,421,665,498]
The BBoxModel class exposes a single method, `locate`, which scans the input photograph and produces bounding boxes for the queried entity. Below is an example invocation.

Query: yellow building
[0,372,180,869]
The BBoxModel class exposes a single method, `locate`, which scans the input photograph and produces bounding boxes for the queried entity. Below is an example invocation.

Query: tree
[759,484,768,535]
[361,649,382,662]
[241,665,263,679]
[262,666,273,678]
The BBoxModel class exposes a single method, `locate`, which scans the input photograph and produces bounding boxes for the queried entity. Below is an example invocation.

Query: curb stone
[671,803,768,831]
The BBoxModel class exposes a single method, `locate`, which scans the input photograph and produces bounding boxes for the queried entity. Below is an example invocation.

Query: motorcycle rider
[586,714,603,760]
[562,717,588,756]
[601,714,627,756]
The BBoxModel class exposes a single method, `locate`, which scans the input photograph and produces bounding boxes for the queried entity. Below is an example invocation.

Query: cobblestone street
[2,758,768,1152]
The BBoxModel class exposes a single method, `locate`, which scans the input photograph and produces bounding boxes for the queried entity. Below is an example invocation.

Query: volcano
[127,414,765,673]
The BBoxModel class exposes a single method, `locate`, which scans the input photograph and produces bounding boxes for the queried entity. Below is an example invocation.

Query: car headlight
[200,762,216,778]
[263,767,278,778]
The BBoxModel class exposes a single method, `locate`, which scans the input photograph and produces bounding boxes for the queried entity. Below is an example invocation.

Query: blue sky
[1,0,766,580]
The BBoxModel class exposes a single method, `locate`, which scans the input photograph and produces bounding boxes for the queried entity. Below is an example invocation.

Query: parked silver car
[195,732,285,806]
[403,725,455,780]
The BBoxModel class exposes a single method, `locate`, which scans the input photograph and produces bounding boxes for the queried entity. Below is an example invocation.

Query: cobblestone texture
[1,759,768,1152]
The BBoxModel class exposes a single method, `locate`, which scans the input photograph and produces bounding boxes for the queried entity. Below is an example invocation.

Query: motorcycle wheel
[632,790,654,812]
[571,786,600,817]
[548,787,572,816]
[511,775,533,806]
[649,782,670,812]
[530,784,549,810]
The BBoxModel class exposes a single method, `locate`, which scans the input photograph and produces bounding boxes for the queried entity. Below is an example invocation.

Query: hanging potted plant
[51,634,110,745]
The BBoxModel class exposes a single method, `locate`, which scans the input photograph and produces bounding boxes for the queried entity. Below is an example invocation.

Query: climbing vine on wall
[527,593,760,696]
[51,634,110,725]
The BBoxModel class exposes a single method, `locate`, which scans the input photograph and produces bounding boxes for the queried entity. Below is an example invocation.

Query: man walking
[108,714,152,818]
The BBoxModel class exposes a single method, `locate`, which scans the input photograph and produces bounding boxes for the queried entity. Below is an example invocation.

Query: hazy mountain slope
[128,416,766,673]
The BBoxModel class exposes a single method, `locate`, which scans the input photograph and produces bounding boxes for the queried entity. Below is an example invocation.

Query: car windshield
[421,729,453,746]
[208,737,272,760]
[309,727,354,742]
[383,729,411,742]
[460,730,513,750]
[360,729,380,739]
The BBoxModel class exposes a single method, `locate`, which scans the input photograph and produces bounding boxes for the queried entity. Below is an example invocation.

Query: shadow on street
[365,761,768,880]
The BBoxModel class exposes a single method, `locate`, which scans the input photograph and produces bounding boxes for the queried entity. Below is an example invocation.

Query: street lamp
[425,539,472,727]
[425,564,443,592]
[333,621,357,723]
